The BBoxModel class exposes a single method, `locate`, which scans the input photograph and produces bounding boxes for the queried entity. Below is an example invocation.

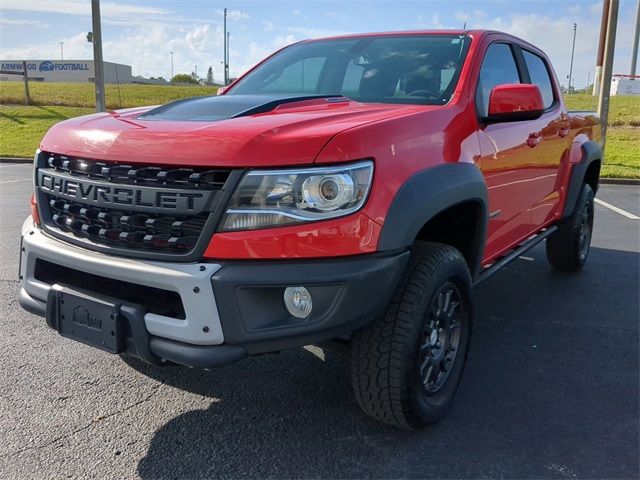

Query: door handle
[559,127,570,138]
[527,133,542,148]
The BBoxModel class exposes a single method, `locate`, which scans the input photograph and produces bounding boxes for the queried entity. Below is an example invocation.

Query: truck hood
[40,94,427,167]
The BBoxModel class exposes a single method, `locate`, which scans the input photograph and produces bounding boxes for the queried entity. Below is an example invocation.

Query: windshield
[229,34,471,105]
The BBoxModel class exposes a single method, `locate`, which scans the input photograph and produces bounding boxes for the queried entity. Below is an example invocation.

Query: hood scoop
[138,94,344,122]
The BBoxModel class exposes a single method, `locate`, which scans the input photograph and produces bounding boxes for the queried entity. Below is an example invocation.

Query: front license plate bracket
[46,284,122,354]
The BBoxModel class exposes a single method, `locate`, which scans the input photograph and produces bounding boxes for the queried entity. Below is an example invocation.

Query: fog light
[283,286,312,319]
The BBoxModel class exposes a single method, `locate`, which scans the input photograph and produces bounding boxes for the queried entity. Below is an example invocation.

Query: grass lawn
[0,82,217,110]
[564,94,640,126]
[0,105,93,158]
[0,89,637,178]
[602,128,640,178]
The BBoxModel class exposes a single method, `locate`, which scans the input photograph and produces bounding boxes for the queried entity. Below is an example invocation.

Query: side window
[476,43,521,117]
[522,50,555,109]
[261,57,326,93]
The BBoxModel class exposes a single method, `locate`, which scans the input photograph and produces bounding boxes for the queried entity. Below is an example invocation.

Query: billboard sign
[1,60,91,74]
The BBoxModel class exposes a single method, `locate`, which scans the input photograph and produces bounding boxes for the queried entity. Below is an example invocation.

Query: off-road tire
[350,241,472,430]
[546,183,595,272]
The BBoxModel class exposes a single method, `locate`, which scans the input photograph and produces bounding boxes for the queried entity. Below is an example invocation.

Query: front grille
[46,196,208,251]
[38,153,233,256]
[45,153,231,189]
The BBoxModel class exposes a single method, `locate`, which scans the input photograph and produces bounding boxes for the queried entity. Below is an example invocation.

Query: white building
[0,60,132,83]
[610,75,640,96]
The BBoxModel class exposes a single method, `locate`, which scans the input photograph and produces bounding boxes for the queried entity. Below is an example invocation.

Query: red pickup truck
[19,30,601,429]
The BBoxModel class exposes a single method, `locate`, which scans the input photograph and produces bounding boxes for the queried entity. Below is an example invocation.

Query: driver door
[475,42,537,262]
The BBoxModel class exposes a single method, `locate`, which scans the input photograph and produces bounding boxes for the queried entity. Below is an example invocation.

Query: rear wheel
[350,242,472,429]
[546,183,595,272]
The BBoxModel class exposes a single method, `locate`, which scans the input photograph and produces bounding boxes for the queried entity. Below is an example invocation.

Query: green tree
[171,73,199,84]
[206,66,214,86]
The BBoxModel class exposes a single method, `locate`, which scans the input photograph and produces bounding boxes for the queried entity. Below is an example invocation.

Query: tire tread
[350,241,469,429]
[546,184,594,272]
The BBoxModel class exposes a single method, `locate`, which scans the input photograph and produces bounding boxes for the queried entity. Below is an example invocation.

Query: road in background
[1,163,638,479]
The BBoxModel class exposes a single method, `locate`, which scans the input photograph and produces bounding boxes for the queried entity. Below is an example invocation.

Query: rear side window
[476,43,521,117]
[522,50,555,108]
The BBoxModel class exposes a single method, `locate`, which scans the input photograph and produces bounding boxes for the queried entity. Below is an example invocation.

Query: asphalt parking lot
[0,162,638,479]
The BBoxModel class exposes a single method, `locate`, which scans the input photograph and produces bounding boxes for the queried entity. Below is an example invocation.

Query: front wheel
[546,183,595,272]
[350,242,472,430]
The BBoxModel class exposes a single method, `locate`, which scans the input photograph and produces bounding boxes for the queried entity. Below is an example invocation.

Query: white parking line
[595,198,639,220]
[0,178,31,185]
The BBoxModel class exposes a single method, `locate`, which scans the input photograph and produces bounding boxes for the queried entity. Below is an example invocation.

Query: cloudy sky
[0,0,638,87]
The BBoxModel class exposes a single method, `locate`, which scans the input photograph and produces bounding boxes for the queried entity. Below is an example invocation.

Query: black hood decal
[138,94,344,122]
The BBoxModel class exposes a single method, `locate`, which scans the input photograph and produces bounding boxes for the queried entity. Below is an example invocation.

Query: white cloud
[432,13,442,29]
[454,10,486,24]
[288,26,346,38]
[470,12,636,89]
[0,31,91,60]
[589,2,604,15]
[415,12,455,29]
[232,35,298,76]
[274,35,298,49]
[0,22,228,81]
[214,9,250,20]
[454,11,470,22]
[0,18,47,27]
[1,1,634,92]
[0,0,168,17]
[326,11,348,22]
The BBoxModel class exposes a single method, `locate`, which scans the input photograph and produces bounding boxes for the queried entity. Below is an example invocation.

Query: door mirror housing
[484,84,544,123]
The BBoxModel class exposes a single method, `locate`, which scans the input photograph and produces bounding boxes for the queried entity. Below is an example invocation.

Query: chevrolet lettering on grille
[38,169,213,214]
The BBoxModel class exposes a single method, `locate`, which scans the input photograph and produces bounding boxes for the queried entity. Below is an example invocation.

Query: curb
[599,178,640,186]
[0,157,638,185]
[0,157,32,164]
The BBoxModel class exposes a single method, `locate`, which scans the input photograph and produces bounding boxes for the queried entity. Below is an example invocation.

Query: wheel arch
[563,140,602,218]
[377,163,488,278]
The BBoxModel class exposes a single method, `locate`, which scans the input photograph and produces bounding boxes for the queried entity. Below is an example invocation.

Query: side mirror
[484,84,544,123]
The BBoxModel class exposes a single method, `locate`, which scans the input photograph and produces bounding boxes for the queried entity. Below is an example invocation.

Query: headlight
[220,160,373,231]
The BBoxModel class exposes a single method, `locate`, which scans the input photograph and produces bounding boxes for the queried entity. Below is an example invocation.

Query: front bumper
[19,217,408,368]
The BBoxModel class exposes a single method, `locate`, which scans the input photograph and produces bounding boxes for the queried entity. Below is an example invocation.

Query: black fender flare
[562,140,602,218]
[378,163,488,277]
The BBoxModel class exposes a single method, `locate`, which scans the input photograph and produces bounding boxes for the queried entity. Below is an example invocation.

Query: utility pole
[170,51,174,80]
[223,8,228,85]
[91,0,105,112]
[598,0,619,148]
[631,0,640,78]
[59,42,64,61]
[568,23,577,93]
[586,70,591,92]
[593,0,611,95]
[22,61,30,106]
[227,31,230,82]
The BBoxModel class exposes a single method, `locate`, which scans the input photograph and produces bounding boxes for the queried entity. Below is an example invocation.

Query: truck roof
[300,29,545,58]
[299,29,502,42]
